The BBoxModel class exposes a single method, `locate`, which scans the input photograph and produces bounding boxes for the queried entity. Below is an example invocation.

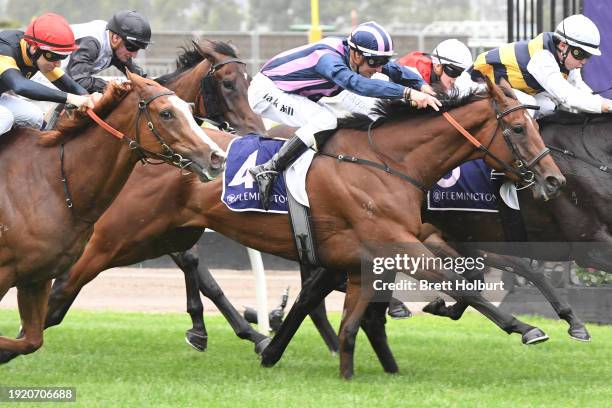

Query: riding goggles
[365,56,390,68]
[43,51,69,62]
[570,46,592,61]
[442,64,464,78]
[123,37,148,52]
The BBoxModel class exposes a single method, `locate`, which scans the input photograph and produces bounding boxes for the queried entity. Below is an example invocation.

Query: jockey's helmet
[347,21,395,59]
[23,13,77,55]
[107,10,153,50]
[554,14,601,56]
[431,39,473,70]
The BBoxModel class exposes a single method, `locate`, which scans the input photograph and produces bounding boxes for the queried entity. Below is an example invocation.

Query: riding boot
[249,135,308,210]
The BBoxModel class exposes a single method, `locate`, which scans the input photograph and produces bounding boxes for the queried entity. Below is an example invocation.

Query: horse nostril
[546,175,565,192]
[210,151,226,170]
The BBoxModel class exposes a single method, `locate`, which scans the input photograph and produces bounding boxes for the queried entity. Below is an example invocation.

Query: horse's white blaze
[169,95,226,156]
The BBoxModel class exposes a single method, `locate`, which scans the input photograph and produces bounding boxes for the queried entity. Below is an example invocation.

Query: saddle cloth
[221,135,314,213]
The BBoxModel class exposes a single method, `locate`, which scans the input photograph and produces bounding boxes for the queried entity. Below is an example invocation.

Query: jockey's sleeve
[527,50,603,113]
[65,37,108,93]
[316,54,406,98]
[382,61,426,90]
[50,71,88,95]
[0,69,68,103]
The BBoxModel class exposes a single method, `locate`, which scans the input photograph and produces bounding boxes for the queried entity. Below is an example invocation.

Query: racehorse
[28,38,270,358]
[0,72,224,361]
[418,112,612,340]
[24,80,563,377]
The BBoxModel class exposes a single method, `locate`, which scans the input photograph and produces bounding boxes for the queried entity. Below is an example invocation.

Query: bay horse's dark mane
[37,81,131,147]
[155,39,238,86]
[337,85,487,131]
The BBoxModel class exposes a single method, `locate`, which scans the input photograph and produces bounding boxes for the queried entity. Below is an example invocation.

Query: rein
[319,101,546,193]
[60,90,194,212]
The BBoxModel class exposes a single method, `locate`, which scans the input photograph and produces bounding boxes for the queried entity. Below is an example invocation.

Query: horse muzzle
[534,173,566,201]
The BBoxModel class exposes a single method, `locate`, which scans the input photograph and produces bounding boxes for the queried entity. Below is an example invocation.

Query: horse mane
[37,81,131,147]
[155,39,238,85]
[337,85,487,131]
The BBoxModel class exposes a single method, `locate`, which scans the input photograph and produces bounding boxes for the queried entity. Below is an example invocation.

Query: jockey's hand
[66,93,96,111]
[421,84,437,96]
[91,92,103,105]
[410,89,442,111]
[602,99,611,113]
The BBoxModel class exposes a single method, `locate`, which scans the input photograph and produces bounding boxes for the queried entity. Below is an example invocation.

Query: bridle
[193,57,246,132]
[447,100,551,185]
[86,90,196,170]
[319,100,550,193]
[60,89,201,212]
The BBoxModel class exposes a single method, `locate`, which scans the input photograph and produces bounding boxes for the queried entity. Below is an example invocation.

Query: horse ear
[193,39,213,61]
[485,76,506,105]
[226,40,240,57]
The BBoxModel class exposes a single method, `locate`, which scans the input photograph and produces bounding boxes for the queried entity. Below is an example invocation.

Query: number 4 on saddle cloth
[222,135,314,213]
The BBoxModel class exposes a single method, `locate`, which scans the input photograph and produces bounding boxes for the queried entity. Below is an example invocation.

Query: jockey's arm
[0,68,70,103]
[66,37,109,93]
[382,61,427,91]
[527,51,606,113]
[48,70,88,96]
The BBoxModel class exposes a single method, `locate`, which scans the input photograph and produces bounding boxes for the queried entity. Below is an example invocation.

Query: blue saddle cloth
[222,134,289,213]
[427,159,499,212]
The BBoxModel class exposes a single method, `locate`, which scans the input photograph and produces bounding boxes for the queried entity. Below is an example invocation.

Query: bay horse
[21,80,563,377]
[417,112,612,339]
[0,72,224,361]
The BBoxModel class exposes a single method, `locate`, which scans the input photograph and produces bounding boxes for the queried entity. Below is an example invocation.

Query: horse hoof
[422,297,445,315]
[568,326,591,342]
[185,330,207,352]
[260,348,281,367]
[254,337,271,355]
[522,328,549,345]
[0,350,19,365]
[388,303,412,319]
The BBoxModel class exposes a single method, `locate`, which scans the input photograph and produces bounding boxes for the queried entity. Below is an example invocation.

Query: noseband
[194,58,245,132]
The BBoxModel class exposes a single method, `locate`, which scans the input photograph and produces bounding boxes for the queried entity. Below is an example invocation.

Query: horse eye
[160,110,174,120]
[222,80,235,90]
[512,125,524,134]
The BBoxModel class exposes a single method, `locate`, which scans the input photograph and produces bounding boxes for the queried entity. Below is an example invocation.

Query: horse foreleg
[260,268,344,367]
[0,280,51,362]
[182,249,270,353]
[482,252,590,341]
[301,265,339,354]
[170,250,208,352]
[360,300,398,374]
[338,274,374,380]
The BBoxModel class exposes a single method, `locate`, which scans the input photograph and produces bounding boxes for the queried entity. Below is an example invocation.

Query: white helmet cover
[431,39,473,69]
[555,14,601,56]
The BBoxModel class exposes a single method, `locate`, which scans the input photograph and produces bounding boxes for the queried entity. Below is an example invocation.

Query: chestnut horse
[0,72,224,361]
[20,80,564,376]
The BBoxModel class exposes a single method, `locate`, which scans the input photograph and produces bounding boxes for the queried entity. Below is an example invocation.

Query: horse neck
[62,110,142,221]
[372,99,497,189]
[170,60,211,103]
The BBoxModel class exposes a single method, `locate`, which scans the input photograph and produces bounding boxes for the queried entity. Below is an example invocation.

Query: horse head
[192,39,266,135]
[483,77,565,200]
[124,71,226,181]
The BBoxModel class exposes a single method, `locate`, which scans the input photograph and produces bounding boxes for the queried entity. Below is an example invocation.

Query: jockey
[471,14,611,118]
[64,10,152,92]
[0,13,96,136]
[248,21,441,210]
[397,38,474,94]
[339,38,474,117]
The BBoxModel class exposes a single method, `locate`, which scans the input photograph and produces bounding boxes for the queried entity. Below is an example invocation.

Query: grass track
[0,309,610,407]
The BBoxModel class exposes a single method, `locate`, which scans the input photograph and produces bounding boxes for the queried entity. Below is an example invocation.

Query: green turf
[0,309,610,407]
